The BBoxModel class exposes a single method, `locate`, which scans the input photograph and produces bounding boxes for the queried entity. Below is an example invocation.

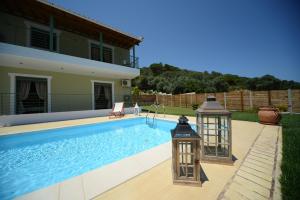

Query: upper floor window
[90,43,113,63]
[30,27,57,51]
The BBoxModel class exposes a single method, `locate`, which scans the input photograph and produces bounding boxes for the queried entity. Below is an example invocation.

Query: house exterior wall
[0,66,131,114]
[0,12,130,66]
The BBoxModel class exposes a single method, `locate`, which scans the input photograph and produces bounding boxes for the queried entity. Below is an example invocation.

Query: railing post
[49,15,54,51]
[288,89,293,113]
[132,45,136,68]
[99,32,103,61]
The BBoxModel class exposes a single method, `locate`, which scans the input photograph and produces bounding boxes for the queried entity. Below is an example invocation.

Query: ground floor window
[16,76,48,114]
[94,82,112,109]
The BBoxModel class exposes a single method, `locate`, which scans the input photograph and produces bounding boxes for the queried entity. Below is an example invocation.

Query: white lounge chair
[109,102,125,118]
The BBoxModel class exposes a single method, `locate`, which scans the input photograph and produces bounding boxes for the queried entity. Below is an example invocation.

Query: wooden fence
[137,89,300,113]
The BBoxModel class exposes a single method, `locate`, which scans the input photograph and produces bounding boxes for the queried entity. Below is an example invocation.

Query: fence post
[180,94,182,107]
[288,89,293,113]
[240,90,244,111]
[268,90,271,105]
[223,92,227,110]
[249,90,253,109]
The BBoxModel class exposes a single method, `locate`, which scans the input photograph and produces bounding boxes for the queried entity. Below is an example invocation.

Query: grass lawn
[280,114,300,200]
[142,105,258,122]
[142,105,300,199]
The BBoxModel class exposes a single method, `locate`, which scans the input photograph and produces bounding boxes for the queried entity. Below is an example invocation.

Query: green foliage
[192,104,199,110]
[133,63,300,94]
[277,104,288,112]
[131,86,140,96]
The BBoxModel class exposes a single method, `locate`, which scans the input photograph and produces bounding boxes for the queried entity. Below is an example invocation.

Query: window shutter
[103,46,113,63]
[30,27,56,51]
[90,44,113,63]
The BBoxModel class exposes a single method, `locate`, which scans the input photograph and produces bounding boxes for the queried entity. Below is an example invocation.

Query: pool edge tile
[15,183,59,200]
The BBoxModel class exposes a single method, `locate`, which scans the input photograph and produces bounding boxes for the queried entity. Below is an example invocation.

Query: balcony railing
[0,93,153,115]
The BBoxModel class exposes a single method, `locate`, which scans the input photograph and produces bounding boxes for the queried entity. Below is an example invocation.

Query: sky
[51,0,300,81]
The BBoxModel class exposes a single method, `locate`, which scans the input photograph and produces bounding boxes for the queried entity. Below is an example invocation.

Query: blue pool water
[0,118,180,200]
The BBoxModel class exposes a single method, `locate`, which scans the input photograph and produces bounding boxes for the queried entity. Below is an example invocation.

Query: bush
[277,104,288,112]
[192,104,199,110]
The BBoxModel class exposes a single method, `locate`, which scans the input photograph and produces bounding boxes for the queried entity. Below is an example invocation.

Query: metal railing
[0,93,154,116]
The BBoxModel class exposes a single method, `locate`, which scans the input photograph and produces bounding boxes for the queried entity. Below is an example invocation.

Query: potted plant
[258,106,281,125]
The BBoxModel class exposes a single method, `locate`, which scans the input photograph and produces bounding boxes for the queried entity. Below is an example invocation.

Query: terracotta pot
[258,106,281,125]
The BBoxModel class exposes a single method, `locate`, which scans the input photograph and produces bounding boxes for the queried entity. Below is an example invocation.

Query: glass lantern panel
[179,165,186,177]
[217,144,229,157]
[187,166,195,178]
[186,154,194,165]
[208,117,217,124]
[179,153,186,164]
[204,135,216,145]
[204,145,217,156]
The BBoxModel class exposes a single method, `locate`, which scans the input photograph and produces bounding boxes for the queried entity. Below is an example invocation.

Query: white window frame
[91,80,115,110]
[8,73,52,115]
[88,39,114,64]
[25,20,61,52]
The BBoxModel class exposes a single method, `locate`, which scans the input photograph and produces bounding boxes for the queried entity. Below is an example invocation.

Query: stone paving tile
[251,149,275,157]
[218,125,280,200]
[230,182,268,200]
[243,160,274,174]
[249,152,274,161]
[224,189,250,200]
[237,170,272,189]
[239,166,272,182]
[247,155,274,165]
[234,176,270,198]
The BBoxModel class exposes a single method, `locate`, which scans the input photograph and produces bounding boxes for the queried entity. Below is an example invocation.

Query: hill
[132,63,300,94]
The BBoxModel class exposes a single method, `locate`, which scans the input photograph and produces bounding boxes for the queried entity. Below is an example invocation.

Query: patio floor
[0,114,282,200]
[93,115,282,200]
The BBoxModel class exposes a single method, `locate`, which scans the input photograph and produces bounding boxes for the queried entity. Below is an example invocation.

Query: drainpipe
[49,15,54,51]
[99,32,103,61]
[132,45,135,68]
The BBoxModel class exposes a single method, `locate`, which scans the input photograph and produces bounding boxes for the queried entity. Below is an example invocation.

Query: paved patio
[0,114,282,200]
[94,115,282,200]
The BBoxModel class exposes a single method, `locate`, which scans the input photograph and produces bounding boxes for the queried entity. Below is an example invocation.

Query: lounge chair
[109,102,125,118]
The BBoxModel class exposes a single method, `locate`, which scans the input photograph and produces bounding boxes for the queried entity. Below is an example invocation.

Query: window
[30,27,57,51]
[15,77,48,114]
[90,43,113,63]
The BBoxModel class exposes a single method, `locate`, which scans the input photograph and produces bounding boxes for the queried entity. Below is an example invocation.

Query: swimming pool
[0,118,179,200]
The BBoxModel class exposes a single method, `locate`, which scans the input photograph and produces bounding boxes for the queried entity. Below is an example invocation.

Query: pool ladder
[146,104,159,125]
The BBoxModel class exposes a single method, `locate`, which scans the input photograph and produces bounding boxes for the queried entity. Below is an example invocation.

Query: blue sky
[52,0,300,81]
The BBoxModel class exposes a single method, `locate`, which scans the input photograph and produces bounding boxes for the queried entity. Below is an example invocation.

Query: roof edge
[38,0,143,43]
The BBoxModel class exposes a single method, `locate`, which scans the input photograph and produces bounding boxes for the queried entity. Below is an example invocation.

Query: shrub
[277,104,288,112]
[192,104,199,110]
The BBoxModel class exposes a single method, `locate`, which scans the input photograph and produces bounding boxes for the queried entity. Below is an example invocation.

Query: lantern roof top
[171,115,200,139]
[196,96,231,115]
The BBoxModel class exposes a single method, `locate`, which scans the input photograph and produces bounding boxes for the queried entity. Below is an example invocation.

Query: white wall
[0,108,135,126]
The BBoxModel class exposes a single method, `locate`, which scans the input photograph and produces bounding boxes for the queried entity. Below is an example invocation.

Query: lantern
[171,115,201,186]
[196,96,233,164]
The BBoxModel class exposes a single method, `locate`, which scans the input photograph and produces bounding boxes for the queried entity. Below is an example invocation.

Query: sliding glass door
[94,82,112,109]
